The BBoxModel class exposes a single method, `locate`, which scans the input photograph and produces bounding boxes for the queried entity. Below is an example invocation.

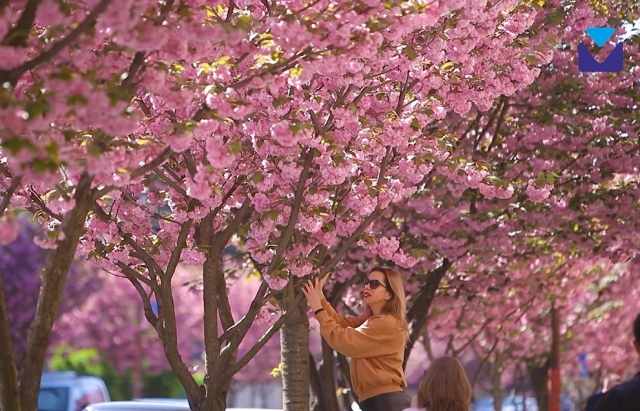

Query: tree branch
[164,219,193,281]
[404,259,451,366]
[120,52,147,90]
[0,0,115,84]
[0,271,21,411]
[0,175,21,217]
[264,149,314,277]
[225,0,235,21]
[95,148,173,198]
[471,338,499,388]
[0,0,41,47]
[118,265,159,326]
[19,172,95,411]
[217,197,253,247]
[154,167,188,198]
[29,189,64,222]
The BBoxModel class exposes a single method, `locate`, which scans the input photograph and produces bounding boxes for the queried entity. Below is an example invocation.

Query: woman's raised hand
[301,278,324,311]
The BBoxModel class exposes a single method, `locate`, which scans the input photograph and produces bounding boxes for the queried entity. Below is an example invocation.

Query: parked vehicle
[39,371,110,411]
[83,401,189,411]
[134,399,281,410]
[84,400,280,411]
[472,394,575,411]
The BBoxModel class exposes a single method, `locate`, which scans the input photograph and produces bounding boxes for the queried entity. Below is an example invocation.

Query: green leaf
[523,54,541,65]
[26,101,49,119]
[62,130,76,142]
[45,142,59,159]
[439,61,455,74]
[1,138,36,154]
[409,249,422,258]
[545,173,555,184]
[272,97,290,108]
[251,172,263,183]
[228,139,242,154]
[32,158,56,173]
[270,363,283,377]
[66,95,88,106]
[267,209,279,221]
[410,117,421,131]
[106,85,133,105]
[403,45,417,60]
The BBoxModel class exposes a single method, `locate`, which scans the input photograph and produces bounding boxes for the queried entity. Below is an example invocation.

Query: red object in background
[549,303,561,411]
[548,367,561,411]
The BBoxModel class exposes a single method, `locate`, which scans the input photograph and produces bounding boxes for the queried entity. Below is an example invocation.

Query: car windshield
[38,387,70,411]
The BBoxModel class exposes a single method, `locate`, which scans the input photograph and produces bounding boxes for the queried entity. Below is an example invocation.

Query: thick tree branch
[29,189,64,221]
[264,149,314,277]
[19,172,95,411]
[471,338,499,388]
[0,175,21,216]
[0,272,21,411]
[130,272,200,401]
[155,270,197,398]
[485,98,510,154]
[95,148,173,198]
[225,0,235,21]
[164,219,193,281]
[113,261,157,291]
[117,265,159,326]
[120,52,147,90]
[229,47,314,90]
[154,168,188,198]
[403,259,451,366]
[217,197,253,247]
[0,0,41,47]
[0,0,115,84]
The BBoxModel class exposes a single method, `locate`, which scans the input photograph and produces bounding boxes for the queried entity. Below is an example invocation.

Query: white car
[83,401,190,411]
[85,399,280,411]
[39,371,110,411]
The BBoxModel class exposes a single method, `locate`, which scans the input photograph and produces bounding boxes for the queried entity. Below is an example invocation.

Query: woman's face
[363,270,391,305]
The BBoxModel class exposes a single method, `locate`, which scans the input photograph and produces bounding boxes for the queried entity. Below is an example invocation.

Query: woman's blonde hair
[416,356,473,411]
[370,266,408,341]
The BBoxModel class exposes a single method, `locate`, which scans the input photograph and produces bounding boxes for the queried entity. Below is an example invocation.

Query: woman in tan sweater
[302,266,410,411]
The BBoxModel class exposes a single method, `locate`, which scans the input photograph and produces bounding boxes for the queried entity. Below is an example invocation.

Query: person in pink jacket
[404,356,473,411]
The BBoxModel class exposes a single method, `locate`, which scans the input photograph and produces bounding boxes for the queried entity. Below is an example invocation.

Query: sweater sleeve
[316,311,393,358]
[320,298,367,328]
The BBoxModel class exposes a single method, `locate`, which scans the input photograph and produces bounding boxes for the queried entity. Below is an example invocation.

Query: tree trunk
[528,359,550,411]
[0,271,21,411]
[310,341,341,411]
[404,260,451,367]
[195,378,230,411]
[491,351,503,411]
[281,285,310,411]
[19,172,95,411]
[549,304,561,411]
[337,353,358,409]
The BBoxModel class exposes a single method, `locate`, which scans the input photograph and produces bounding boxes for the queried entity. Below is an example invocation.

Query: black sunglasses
[364,279,388,290]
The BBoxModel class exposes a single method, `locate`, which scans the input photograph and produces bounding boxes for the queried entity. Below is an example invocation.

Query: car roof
[133,399,281,409]
[134,399,187,403]
[83,401,190,411]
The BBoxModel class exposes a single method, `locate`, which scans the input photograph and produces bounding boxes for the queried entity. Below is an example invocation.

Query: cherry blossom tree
[1,1,557,410]
[299,2,640,408]
[50,264,205,398]
[0,219,98,368]
[2,1,638,411]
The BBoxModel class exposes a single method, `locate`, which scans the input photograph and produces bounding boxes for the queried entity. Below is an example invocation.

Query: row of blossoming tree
[2,0,640,410]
